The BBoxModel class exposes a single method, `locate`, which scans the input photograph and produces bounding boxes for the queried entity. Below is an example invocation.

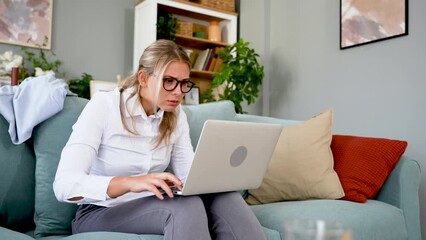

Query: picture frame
[340,0,408,49]
[185,87,200,105]
[0,0,53,49]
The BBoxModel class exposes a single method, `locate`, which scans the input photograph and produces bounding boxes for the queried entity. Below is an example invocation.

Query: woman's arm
[107,172,183,200]
[54,143,113,203]
[53,93,111,204]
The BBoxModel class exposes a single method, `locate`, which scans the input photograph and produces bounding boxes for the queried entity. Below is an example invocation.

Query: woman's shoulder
[80,88,120,118]
[88,88,120,106]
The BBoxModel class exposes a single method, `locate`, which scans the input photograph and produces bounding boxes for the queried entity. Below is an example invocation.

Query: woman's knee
[171,196,208,221]
[208,191,245,207]
[164,196,211,239]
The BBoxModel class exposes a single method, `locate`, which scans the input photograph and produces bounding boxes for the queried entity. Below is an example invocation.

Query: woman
[53,40,266,240]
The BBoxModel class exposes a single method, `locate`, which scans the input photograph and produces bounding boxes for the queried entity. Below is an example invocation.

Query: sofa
[0,96,421,240]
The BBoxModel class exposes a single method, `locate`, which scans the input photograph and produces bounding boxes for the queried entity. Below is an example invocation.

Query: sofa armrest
[0,227,34,240]
[376,156,421,240]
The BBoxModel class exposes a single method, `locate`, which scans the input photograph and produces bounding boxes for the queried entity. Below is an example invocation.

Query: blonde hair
[119,39,191,147]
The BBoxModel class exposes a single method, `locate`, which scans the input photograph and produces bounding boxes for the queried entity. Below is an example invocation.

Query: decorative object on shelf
[0,0,53,49]
[193,0,236,12]
[11,67,19,86]
[193,31,206,39]
[201,38,264,114]
[156,11,178,41]
[0,50,23,82]
[177,21,193,37]
[340,0,408,49]
[208,21,221,42]
[192,23,208,39]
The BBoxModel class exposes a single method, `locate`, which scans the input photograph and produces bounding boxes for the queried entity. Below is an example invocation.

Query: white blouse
[53,87,194,207]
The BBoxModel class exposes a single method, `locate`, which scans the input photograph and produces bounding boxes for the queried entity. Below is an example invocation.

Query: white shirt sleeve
[54,144,113,204]
[170,109,195,183]
[53,93,113,204]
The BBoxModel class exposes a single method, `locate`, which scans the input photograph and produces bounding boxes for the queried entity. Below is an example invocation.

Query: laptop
[173,119,283,196]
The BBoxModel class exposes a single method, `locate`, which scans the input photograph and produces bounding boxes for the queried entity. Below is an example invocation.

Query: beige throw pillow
[246,108,344,205]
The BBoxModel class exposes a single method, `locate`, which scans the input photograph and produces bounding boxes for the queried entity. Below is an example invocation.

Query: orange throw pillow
[331,135,407,203]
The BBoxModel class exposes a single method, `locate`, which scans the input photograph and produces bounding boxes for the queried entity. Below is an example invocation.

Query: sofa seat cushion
[250,199,407,240]
[35,227,280,240]
[0,227,34,240]
[37,232,163,240]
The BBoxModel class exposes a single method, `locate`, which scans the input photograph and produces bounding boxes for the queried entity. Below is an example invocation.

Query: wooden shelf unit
[175,34,229,49]
[134,0,238,95]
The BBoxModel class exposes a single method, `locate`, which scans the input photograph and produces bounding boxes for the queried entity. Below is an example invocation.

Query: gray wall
[241,0,426,237]
[0,0,135,81]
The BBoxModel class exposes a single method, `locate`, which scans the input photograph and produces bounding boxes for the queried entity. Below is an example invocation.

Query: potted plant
[202,38,264,114]
[67,73,93,99]
[20,36,64,78]
[156,10,178,41]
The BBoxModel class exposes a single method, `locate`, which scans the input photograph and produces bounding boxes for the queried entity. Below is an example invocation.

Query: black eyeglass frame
[162,77,195,93]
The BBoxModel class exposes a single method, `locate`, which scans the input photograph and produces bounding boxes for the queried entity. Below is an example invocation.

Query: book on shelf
[202,48,213,70]
[211,47,224,72]
[213,55,223,72]
[187,48,200,67]
[204,47,217,71]
[193,47,226,72]
[207,57,217,72]
[193,48,210,70]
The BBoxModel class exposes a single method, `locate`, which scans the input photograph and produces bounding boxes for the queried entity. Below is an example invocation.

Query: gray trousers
[72,191,266,240]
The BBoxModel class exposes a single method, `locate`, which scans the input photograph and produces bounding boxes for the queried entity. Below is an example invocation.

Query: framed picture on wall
[0,0,53,49]
[340,0,408,49]
[185,87,200,105]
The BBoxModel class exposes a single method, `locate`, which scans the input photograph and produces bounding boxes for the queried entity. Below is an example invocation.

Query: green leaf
[67,73,93,99]
[203,38,264,113]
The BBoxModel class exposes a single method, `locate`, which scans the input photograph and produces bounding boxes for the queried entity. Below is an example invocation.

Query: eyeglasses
[162,77,195,93]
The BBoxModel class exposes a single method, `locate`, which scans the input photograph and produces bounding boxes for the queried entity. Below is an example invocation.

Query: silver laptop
[174,119,283,196]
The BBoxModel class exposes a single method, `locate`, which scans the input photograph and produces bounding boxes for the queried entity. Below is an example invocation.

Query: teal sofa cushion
[261,226,280,240]
[38,232,163,240]
[251,199,407,240]
[0,226,34,240]
[181,101,237,149]
[32,97,88,238]
[35,228,278,240]
[0,115,35,232]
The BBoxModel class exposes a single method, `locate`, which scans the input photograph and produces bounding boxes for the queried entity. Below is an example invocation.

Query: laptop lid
[178,119,283,196]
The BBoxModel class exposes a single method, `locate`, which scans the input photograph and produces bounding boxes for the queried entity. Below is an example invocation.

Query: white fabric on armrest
[0,73,71,144]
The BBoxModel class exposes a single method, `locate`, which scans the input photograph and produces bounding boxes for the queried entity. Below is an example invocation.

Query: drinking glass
[283,219,352,240]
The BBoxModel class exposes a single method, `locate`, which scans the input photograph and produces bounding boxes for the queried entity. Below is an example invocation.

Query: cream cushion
[246,108,344,204]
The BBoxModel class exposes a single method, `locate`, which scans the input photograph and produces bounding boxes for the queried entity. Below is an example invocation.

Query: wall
[0,0,135,81]
[238,0,266,116]
[241,0,426,237]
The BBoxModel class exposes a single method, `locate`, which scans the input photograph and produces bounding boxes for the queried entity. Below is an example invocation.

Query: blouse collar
[120,87,164,120]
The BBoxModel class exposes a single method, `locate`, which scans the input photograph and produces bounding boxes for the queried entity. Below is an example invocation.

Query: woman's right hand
[107,172,183,200]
